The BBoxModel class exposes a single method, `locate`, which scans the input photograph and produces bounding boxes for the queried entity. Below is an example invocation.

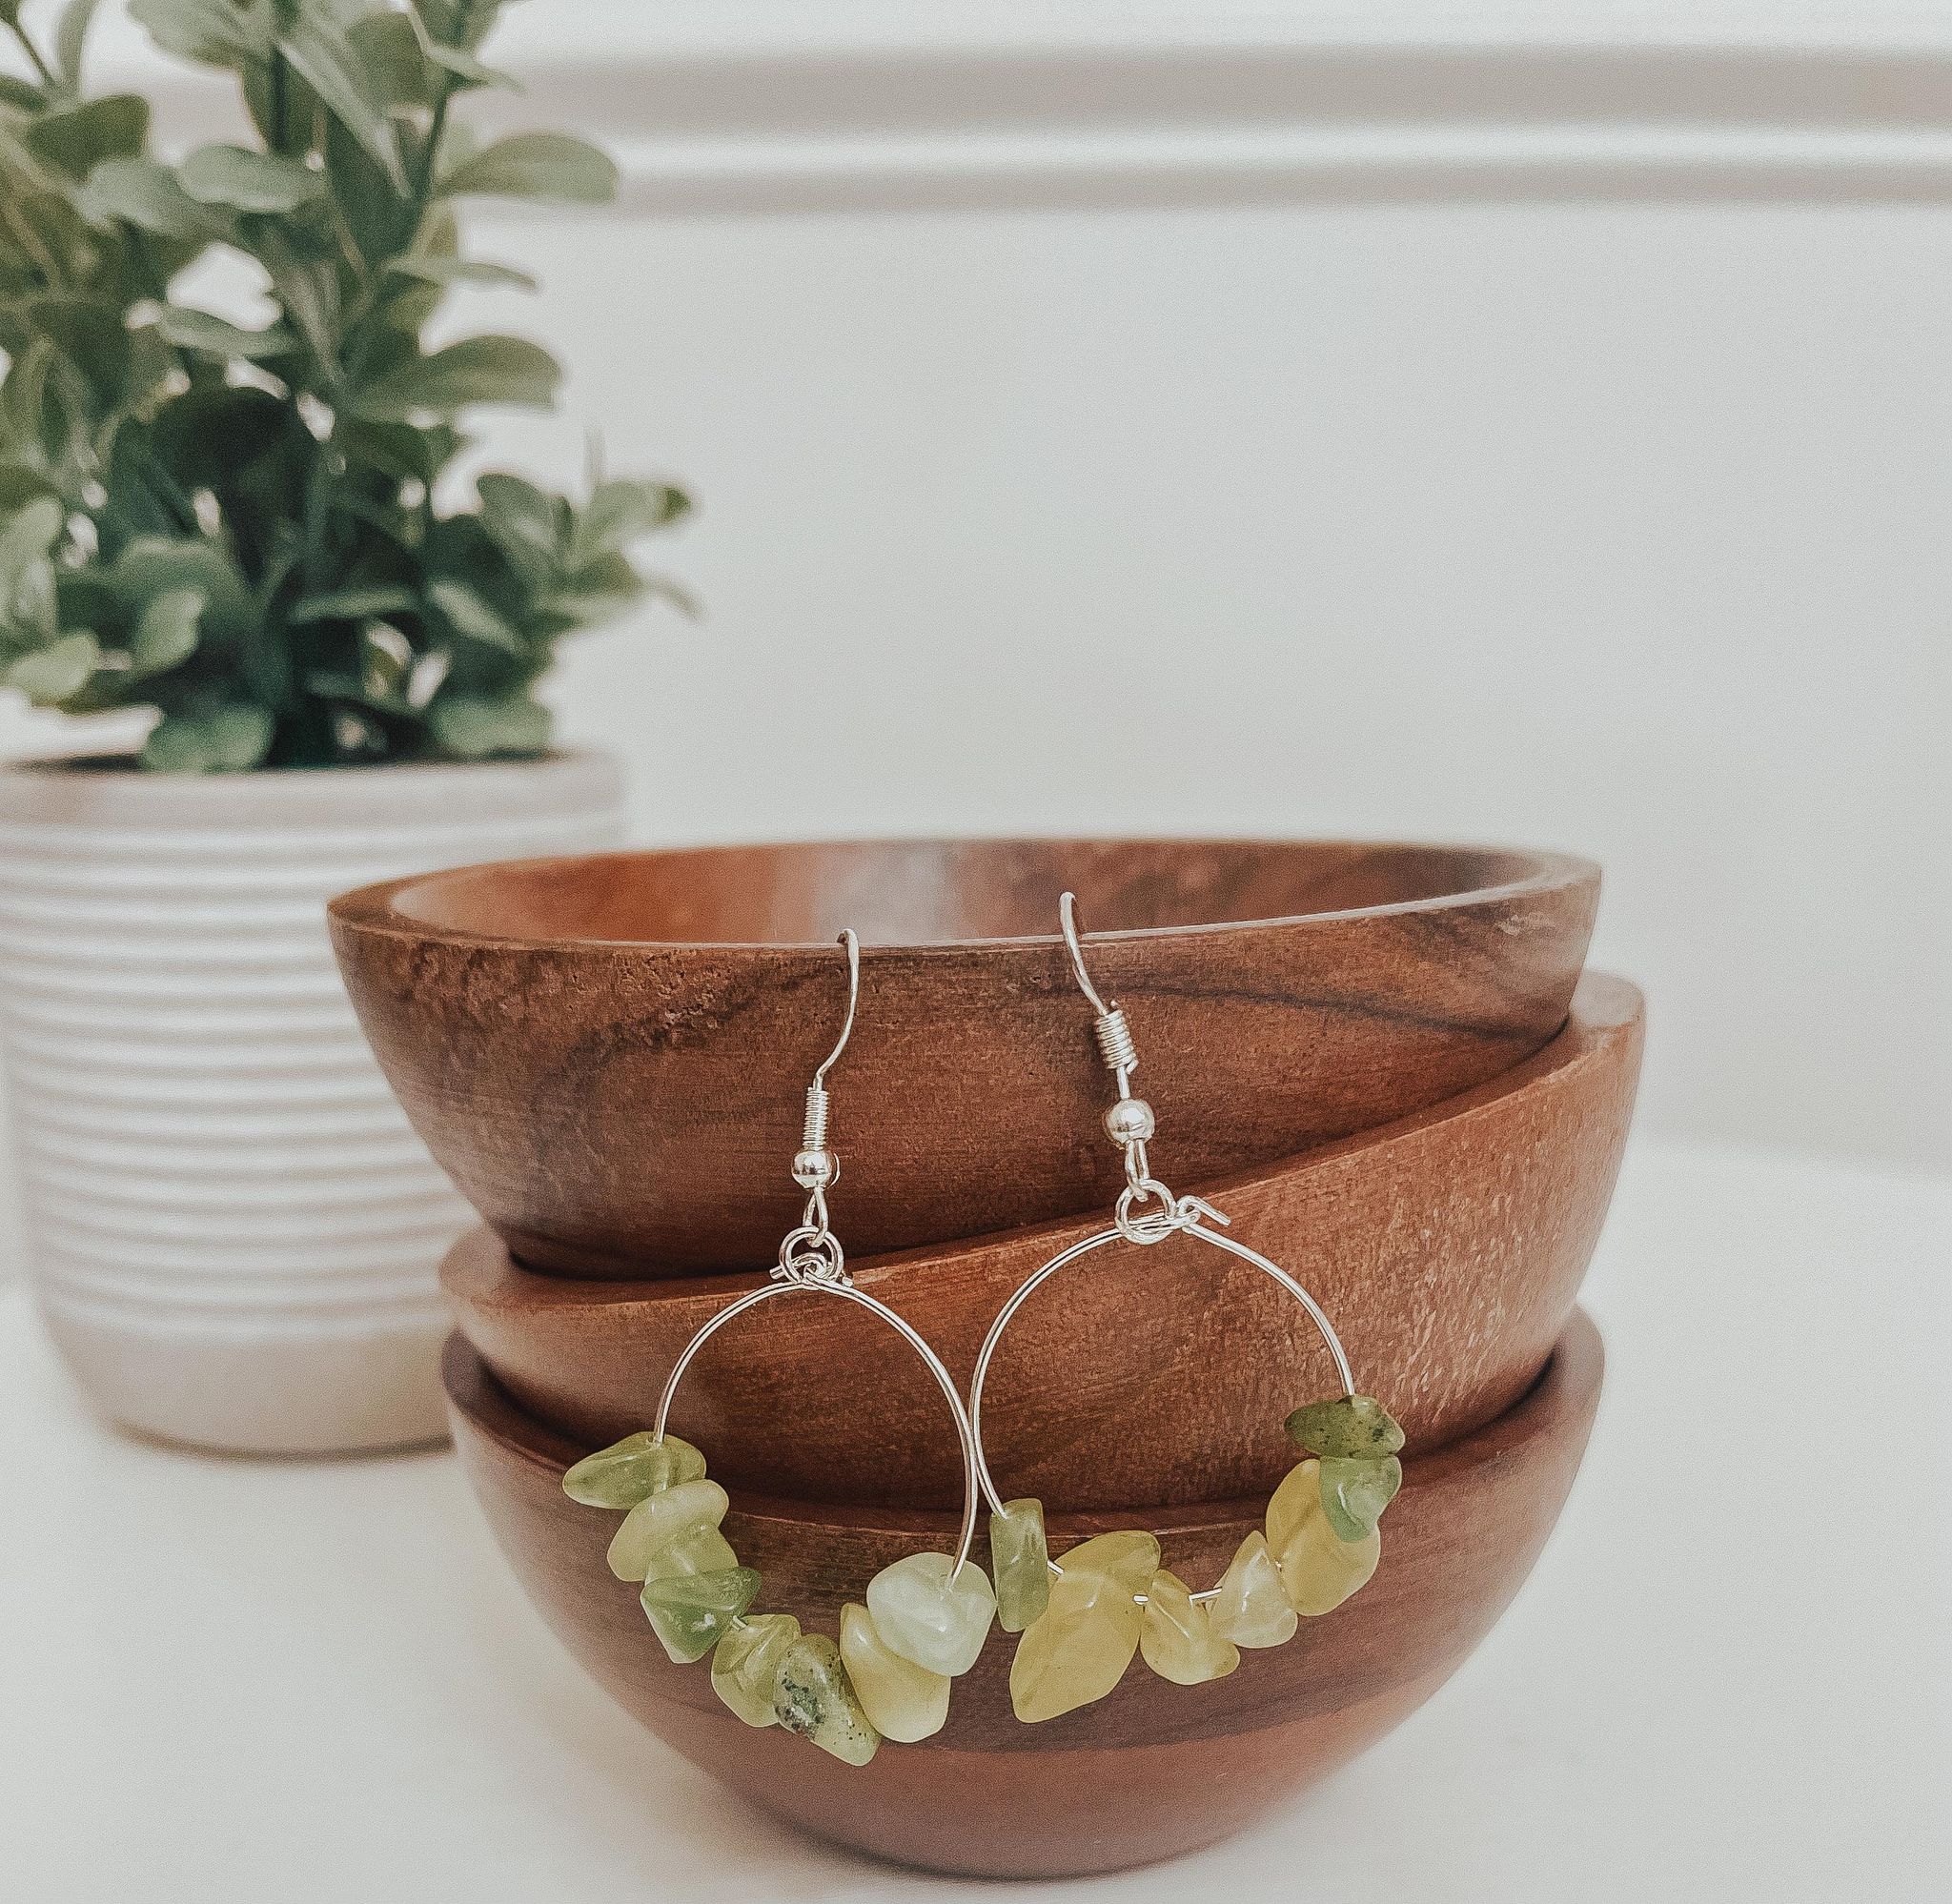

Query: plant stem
[6,20,58,91]
[403,84,454,252]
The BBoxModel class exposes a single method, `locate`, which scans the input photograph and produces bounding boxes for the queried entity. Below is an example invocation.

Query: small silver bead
[792,1147,837,1189]
[1103,1097,1156,1144]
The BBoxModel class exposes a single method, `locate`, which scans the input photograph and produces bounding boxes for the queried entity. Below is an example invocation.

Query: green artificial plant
[0,0,687,769]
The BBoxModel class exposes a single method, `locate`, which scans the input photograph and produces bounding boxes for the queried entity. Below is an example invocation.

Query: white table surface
[5,1137,1948,1902]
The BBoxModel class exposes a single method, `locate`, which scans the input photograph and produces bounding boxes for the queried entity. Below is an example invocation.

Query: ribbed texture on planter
[0,752,623,1453]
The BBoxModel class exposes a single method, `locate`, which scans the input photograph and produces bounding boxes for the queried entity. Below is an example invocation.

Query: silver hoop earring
[968,894,1406,1723]
[559,931,995,1765]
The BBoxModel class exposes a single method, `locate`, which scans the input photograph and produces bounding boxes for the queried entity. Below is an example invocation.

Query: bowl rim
[329,835,1599,955]
[445,1306,1604,1529]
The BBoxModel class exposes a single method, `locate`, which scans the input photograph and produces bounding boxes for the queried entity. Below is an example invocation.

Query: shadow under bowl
[445,972,1637,1510]
[333,838,1598,1273]
[446,1309,1603,1878]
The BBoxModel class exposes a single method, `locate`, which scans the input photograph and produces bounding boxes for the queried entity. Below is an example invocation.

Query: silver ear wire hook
[1059,891,1183,1227]
[814,927,860,1089]
[790,930,857,1243]
[1058,892,1139,1093]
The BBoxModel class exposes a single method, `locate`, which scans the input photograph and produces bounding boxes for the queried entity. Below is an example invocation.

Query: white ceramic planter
[0,752,623,1453]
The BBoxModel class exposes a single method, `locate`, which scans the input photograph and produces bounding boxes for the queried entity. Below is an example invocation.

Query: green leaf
[415,0,504,54]
[75,156,224,240]
[177,145,324,213]
[141,702,274,772]
[534,551,654,625]
[152,307,295,359]
[128,587,202,677]
[421,40,516,90]
[130,0,274,68]
[429,577,524,652]
[278,11,405,190]
[387,255,538,292]
[396,6,517,93]
[7,630,100,705]
[289,584,418,625]
[348,335,559,421]
[334,417,464,487]
[106,537,254,647]
[476,471,558,578]
[569,477,689,566]
[427,691,550,759]
[22,94,150,181]
[347,10,437,112]
[56,0,104,88]
[0,465,57,513]
[0,497,66,591]
[251,226,340,370]
[437,132,616,204]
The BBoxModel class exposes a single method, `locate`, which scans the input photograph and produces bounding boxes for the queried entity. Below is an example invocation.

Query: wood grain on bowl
[444,972,1638,1510]
[445,1312,1603,1877]
[331,839,1598,1272]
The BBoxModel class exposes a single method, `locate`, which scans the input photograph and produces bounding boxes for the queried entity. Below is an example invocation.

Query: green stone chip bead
[990,1498,1051,1634]
[711,1612,802,1727]
[1284,1396,1405,1461]
[640,1566,761,1664]
[641,1521,740,1584]
[561,1430,707,1508]
[1318,1454,1403,1543]
[772,1632,881,1766]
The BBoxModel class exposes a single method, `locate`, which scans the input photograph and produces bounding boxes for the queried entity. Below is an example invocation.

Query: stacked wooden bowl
[331,840,1641,1878]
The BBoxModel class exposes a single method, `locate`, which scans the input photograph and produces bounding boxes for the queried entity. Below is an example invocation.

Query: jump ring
[1113,1177,1182,1244]
[776,1225,846,1285]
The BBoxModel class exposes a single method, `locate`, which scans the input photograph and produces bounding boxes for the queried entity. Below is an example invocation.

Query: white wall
[5,4,1949,1206]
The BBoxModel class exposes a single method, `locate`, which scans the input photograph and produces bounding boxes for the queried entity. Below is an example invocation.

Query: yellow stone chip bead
[1008,1529,1159,1723]
[1208,1531,1298,1649]
[1268,1459,1381,1615]
[840,1602,951,1742]
[710,1612,801,1727]
[1139,1569,1239,1686]
[605,1477,730,1582]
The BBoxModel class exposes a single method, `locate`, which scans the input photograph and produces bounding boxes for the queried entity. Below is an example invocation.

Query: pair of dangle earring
[561,902,1404,1763]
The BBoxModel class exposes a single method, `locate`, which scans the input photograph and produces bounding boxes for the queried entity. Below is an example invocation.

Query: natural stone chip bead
[1319,1454,1403,1544]
[1139,1569,1240,1686]
[864,1551,997,1677]
[1008,1529,1159,1723]
[841,1602,951,1742]
[990,1498,1051,1633]
[640,1521,740,1585]
[605,1477,730,1581]
[773,1632,881,1766]
[640,1565,761,1663]
[710,1612,800,1727]
[561,1431,706,1509]
[1268,1460,1381,1615]
[1208,1531,1298,1649]
[1284,1395,1405,1462]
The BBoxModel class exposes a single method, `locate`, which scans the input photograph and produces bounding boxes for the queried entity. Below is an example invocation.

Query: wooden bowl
[445,972,1638,1509]
[446,1311,1603,1878]
[331,839,1598,1273]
